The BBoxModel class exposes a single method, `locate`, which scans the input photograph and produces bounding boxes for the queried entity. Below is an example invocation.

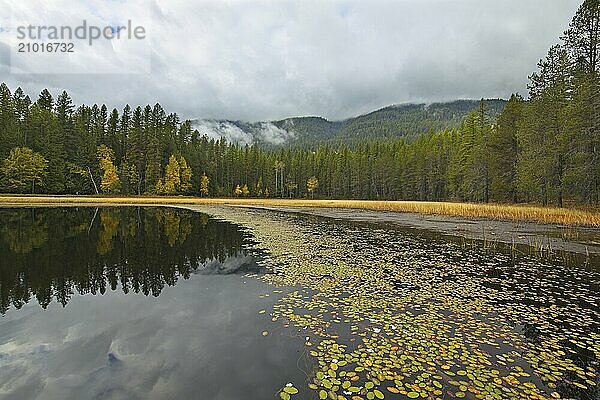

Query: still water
[0,207,309,400]
[2,206,599,400]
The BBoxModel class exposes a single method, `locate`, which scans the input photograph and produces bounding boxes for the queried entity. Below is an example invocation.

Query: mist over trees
[0,0,598,206]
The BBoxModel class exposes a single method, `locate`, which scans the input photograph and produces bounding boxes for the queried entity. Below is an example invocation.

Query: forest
[0,0,598,207]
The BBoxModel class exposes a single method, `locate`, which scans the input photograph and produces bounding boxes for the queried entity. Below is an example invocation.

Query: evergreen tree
[0,84,17,160]
[562,0,600,74]
[490,94,523,202]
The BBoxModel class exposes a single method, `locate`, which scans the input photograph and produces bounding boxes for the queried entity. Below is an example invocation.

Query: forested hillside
[333,100,506,142]
[190,100,506,147]
[0,1,598,206]
[274,116,342,144]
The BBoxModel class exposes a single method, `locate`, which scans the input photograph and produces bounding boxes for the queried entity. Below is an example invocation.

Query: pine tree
[56,91,76,163]
[106,109,121,161]
[36,89,53,111]
[522,45,572,206]
[0,83,17,159]
[490,94,523,202]
[561,0,600,203]
[127,106,145,194]
[12,87,31,147]
[31,92,66,193]
[562,0,600,74]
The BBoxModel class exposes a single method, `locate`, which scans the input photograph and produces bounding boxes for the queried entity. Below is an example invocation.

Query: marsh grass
[0,195,599,227]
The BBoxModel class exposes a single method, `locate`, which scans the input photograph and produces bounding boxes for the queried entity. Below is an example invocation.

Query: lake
[0,206,598,400]
[0,207,311,400]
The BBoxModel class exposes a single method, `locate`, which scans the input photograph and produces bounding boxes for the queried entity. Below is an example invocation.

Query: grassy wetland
[1,196,599,227]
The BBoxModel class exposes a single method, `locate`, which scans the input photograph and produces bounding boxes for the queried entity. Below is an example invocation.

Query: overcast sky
[0,0,582,121]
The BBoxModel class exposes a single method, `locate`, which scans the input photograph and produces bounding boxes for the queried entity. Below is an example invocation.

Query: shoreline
[229,205,600,257]
[0,196,599,257]
[0,195,599,227]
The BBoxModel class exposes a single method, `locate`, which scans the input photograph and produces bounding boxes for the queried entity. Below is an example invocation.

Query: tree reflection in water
[0,207,255,313]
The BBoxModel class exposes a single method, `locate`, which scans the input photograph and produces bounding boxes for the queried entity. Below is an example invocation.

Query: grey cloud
[0,0,582,121]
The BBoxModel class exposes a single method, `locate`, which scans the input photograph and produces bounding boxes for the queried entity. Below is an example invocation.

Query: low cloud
[191,120,295,145]
[257,123,295,145]
[192,120,254,145]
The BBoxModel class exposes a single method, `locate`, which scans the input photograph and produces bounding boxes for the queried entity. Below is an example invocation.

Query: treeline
[514,0,600,206]
[0,83,494,200]
[0,1,598,206]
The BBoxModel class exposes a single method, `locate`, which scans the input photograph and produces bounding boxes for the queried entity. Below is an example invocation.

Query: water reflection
[0,207,258,313]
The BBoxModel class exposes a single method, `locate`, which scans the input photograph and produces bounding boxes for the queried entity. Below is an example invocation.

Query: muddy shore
[232,205,600,257]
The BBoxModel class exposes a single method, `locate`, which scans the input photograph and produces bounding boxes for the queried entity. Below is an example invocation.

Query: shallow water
[0,207,310,400]
[193,206,600,400]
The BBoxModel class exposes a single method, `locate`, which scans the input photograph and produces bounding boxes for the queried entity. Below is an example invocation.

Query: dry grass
[0,195,599,227]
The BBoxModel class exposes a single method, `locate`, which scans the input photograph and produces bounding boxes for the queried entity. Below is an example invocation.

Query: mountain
[191,99,507,147]
[335,99,507,141]
[272,117,343,141]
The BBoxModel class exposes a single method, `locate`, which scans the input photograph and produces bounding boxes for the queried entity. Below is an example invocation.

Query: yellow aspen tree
[178,156,192,193]
[307,176,319,198]
[163,155,180,194]
[200,173,210,197]
[97,145,120,194]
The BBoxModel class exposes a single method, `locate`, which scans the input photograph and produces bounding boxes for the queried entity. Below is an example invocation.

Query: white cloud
[192,120,254,145]
[191,120,295,145]
[257,123,295,145]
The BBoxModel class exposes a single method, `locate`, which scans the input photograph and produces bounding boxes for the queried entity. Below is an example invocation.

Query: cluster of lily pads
[200,206,599,400]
